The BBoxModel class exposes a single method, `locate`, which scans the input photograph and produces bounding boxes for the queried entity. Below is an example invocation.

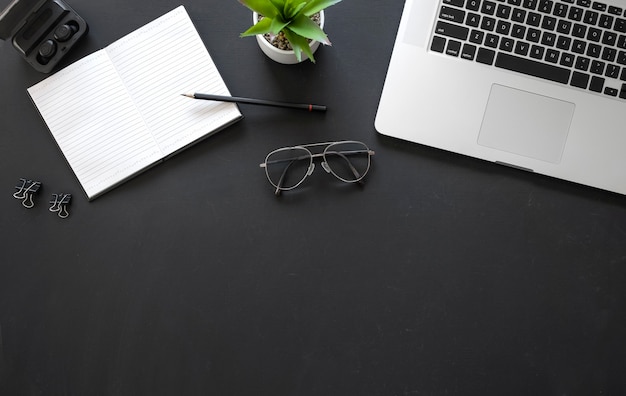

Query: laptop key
[602,47,616,61]
[568,6,584,21]
[527,28,541,42]
[444,0,465,6]
[512,7,527,22]
[497,4,512,18]
[512,23,527,38]
[605,64,620,78]
[557,20,572,34]
[608,6,623,15]
[541,31,557,45]
[431,36,446,52]
[527,12,542,26]
[481,16,497,30]
[602,31,617,46]
[592,2,607,12]
[538,0,553,13]
[561,52,575,67]
[477,47,496,64]
[554,3,569,17]
[482,1,497,14]
[462,43,478,59]
[584,10,599,25]
[570,71,590,88]
[599,14,614,29]
[546,48,561,62]
[523,0,538,10]
[590,60,605,74]
[587,43,601,57]
[500,37,515,51]
[557,35,572,49]
[435,21,470,40]
[440,6,466,23]
[531,44,545,58]
[572,23,587,37]
[589,75,605,92]
[466,13,481,27]
[587,27,602,42]
[466,0,481,11]
[447,40,462,56]
[495,52,571,83]
[469,29,485,44]
[485,33,500,47]
[515,41,531,55]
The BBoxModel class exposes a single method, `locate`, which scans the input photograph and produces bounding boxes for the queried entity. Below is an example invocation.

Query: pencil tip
[181,93,193,98]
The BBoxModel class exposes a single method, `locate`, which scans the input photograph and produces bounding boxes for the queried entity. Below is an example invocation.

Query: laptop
[375,0,626,195]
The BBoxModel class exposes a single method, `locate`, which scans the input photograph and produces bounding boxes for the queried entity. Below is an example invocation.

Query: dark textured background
[2,0,626,394]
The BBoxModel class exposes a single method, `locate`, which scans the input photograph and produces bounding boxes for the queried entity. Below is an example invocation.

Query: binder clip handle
[14,179,41,208]
[49,193,71,218]
[13,178,28,199]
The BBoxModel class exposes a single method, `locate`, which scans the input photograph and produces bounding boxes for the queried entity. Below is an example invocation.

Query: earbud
[38,39,57,59]
[54,23,78,42]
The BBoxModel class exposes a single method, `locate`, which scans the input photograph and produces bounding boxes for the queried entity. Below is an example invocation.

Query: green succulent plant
[239,0,342,63]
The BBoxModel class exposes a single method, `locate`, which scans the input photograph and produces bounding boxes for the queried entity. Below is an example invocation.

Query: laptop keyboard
[430,0,626,99]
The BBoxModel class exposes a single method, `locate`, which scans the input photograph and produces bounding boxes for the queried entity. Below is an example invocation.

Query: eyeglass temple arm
[260,155,311,196]
[274,159,300,196]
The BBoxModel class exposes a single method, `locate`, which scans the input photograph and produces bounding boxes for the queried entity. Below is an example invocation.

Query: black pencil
[181,93,326,112]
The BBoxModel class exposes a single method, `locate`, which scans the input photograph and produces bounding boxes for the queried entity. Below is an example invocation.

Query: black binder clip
[49,193,71,218]
[13,178,42,208]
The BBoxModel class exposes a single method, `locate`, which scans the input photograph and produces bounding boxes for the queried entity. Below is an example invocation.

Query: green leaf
[268,0,286,15]
[285,1,307,19]
[240,16,273,37]
[239,0,279,18]
[269,15,290,35]
[283,29,316,63]
[288,14,330,45]
[302,0,342,16]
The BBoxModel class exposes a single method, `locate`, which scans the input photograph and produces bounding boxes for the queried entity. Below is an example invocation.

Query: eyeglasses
[260,141,375,195]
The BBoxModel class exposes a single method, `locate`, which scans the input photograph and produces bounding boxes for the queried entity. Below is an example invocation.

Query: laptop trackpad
[478,84,575,164]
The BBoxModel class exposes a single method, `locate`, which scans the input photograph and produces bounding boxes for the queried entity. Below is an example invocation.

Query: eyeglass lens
[323,141,371,182]
[264,147,312,190]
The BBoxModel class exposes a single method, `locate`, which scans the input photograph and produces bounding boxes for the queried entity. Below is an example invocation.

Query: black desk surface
[2,0,626,394]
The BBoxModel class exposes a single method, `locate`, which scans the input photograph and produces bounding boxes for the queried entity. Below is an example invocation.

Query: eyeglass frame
[259,140,375,195]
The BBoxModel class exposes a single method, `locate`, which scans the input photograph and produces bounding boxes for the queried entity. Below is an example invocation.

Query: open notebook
[27,6,243,200]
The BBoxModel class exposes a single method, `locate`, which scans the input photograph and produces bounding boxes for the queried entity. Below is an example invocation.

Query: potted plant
[239,0,342,64]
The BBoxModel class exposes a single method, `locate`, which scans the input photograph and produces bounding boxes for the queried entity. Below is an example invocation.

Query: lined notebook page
[106,6,241,156]
[27,6,242,199]
[27,50,163,199]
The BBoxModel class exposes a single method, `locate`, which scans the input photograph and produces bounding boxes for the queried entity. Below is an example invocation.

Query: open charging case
[0,0,87,73]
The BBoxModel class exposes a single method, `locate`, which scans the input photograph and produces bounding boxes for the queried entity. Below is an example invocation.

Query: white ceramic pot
[253,11,325,64]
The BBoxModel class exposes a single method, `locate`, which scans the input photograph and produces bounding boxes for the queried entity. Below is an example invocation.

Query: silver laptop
[376,0,626,195]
